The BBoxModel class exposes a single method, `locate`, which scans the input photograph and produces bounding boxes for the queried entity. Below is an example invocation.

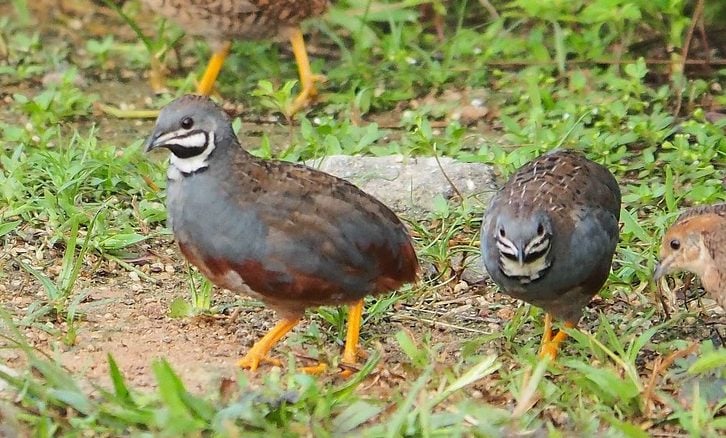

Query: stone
[314,155,498,216]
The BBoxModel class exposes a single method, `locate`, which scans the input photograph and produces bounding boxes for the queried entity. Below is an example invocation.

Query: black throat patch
[166,130,209,159]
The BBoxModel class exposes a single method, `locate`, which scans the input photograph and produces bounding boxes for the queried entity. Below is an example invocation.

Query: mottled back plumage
[142,0,329,47]
[481,150,621,322]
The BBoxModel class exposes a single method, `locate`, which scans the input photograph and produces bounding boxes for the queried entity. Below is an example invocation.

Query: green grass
[1,0,726,435]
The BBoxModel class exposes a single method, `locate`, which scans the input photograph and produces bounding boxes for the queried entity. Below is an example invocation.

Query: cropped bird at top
[144,95,418,374]
[654,203,726,311]
[480,150,621,359]
[141,0,329,114]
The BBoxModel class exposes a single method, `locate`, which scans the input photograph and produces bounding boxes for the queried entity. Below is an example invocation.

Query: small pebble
[453,281,469,294]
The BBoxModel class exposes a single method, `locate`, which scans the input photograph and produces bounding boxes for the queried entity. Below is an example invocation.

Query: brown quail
[480,150,621,359]
[654,203,726,311]
[144,95,419,374]
[141,0,328,114]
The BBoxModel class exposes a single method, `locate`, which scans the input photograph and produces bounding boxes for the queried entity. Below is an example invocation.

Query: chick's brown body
[657,203,726,310]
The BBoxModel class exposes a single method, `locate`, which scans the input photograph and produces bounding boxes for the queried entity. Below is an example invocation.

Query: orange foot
[538,318,576,361]
[237,354,282,371]
[539,341,561,360]
[299,362,328,375]
[237,318,300,371]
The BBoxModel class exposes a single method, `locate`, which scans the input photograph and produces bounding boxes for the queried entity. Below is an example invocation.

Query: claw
[237,318,300,371]
[299,363,328,375]
[237,354,282,371]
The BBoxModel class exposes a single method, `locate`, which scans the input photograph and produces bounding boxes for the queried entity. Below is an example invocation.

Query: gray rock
[313,155,499,216]
[461,253,489,285]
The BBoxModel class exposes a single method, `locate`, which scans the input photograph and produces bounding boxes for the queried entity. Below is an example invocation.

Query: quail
[654,203,726,311]
[141,0,328,114]
[144,95,418,373]
[480,150,621,359]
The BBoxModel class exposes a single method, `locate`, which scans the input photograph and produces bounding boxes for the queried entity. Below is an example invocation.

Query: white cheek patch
[170,131,216,175]
[172,131,208,148]
[498,234,551,282]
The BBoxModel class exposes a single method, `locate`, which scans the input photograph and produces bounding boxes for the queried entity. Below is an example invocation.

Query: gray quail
[654,203,726,311]
[141,0,328,113]
[480,150,621,359]
[144,95,418,373]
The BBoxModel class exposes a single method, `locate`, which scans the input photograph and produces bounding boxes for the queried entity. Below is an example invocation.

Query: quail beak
[517,249,525,266]
[144,132,162,153]
[653,259,671,282]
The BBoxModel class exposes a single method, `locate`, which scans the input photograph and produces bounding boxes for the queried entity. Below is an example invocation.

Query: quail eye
[499,228,506,238]
[669,239,681,250]
[180,117,194,130]
[537,223,545,236]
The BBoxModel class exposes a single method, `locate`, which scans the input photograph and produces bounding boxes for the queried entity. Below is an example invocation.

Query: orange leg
[340,299,365,377]
[238,317,300,371]
[197,41,232,96]
[541,312,554,344]
[539,318,577,360]
[286,28,325,115]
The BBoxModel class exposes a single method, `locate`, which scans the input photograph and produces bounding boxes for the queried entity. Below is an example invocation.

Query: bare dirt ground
[3,227,719,398]
[1,230,518,396]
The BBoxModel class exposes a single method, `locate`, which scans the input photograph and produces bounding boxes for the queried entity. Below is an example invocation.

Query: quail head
[480,150,621,359]
[141,0,329,114]
[144,95,418,374]
[654,203,726,311]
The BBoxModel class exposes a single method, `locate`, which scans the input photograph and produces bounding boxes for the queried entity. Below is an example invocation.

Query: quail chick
[141,0,328,114]
[480,150,621,359]
[654,203,726,311]
[145,95,418,373]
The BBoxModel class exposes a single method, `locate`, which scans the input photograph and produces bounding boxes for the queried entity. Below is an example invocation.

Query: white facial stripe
[496,237,518,256]
[525,234,547,253]
[526,237,550,255]
[169,131,216,175]
[155,129,191,146]
[171,131,208,148]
